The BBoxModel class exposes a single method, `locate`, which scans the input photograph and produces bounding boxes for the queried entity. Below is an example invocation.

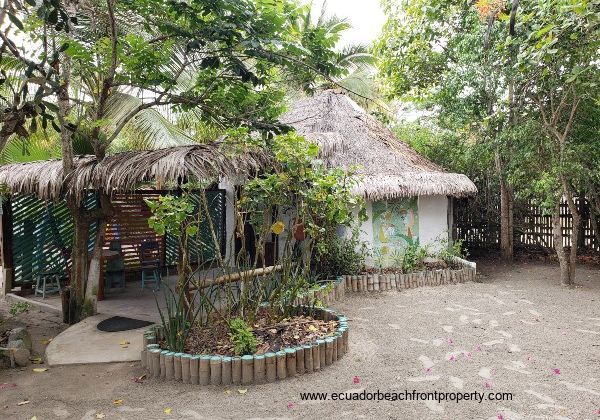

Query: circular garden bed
[141,306,348,385]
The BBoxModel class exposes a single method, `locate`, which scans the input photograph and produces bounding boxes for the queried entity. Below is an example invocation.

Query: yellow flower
[271,221,285,235]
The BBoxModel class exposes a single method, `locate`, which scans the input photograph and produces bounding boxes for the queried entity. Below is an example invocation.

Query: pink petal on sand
[447,338,454,345]
[497,413,504,420]
[448,355,456,362]
[484,381,492,389]
[425,367,432,373]
[353,376,361,384]
[466,352,472,359]
[595,408,600,416]
[287,402,295,410]
[475,345,482,352]
[553,368,561,375]
[561,330,567,336]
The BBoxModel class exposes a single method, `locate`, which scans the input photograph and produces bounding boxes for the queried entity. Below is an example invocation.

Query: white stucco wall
[418,195,450,251]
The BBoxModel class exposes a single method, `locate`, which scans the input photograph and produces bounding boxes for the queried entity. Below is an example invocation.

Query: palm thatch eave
[0,143,272,202]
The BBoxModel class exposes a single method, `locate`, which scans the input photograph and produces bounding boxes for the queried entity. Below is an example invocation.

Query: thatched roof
[281,90,477,200]
[0,143,271,201]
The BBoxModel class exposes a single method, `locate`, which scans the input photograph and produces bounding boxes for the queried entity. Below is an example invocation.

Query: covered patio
[0,143,270,302]
[0,143,271,365]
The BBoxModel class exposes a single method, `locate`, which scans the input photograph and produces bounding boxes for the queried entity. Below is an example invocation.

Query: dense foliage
[376,0,600,285]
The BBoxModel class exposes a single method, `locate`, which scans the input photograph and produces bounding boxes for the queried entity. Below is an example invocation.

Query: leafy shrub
[401,241,428,273]
[229,318,257,356]
[317,232,367,278]
[437,238,468,266]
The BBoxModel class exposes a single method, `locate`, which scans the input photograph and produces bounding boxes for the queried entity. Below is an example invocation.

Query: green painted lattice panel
[10,194,98,285]
[165,190,226,266]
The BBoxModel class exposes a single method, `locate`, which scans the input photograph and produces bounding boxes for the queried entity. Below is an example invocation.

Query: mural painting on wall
[372,197,419,267]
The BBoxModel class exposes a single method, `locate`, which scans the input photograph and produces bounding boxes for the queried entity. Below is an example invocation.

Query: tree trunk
[497,153,514,261]
[552,200,578,287]
[84,192,113,315]
[68,205,90,323]
[552,204,569,286]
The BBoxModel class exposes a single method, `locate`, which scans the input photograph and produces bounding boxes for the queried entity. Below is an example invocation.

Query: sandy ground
[1,260,599,420]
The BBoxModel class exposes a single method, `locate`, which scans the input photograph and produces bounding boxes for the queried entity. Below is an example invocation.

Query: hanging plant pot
[293,221,305,241]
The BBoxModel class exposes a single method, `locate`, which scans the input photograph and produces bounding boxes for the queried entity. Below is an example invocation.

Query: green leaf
[7,12,24,30]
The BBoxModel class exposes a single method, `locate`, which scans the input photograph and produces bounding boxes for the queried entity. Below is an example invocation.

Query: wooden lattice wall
[454,197,599,251]
[7,189,226,286]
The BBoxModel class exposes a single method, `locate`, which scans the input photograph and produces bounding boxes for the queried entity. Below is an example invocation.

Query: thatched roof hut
[281,90,477,200]
[0,143,271,202]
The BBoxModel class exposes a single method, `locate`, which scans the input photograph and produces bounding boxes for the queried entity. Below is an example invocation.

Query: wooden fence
[454,196,599,251]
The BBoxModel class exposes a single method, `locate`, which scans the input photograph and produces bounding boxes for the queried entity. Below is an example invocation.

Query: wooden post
[254,355,265,384]
[276,351,287,379]
[265,353,276,382]
[0,198,13,296]
[210,356,222,385]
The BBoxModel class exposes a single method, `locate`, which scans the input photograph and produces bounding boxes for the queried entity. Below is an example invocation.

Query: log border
[141,306,348,386]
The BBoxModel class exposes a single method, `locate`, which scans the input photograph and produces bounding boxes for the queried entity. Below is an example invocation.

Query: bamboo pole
[188,265,284,291]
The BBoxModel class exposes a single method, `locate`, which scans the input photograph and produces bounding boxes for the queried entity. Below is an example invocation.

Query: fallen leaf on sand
[0,383,17,390]
[164,408,172,415]
[32,368,48,372]
[18,400,30,406]
[113,399,124,405]
[41,339,52,345]
[119,340,130,345]
[308,325,318,332]
[238,389,248,395]
[224,389,231,395]
[29,357,43,364]
[30,416,37,420]
[96,414,106,419]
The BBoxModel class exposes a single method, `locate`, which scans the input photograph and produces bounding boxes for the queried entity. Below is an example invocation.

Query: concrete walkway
[46,314,150,365]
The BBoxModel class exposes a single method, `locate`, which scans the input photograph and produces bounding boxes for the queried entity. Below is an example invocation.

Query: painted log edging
[293,260,477,307]
[141,306,349,386]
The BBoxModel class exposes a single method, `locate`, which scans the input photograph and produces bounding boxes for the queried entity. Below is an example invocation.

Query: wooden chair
[139,240,161,291]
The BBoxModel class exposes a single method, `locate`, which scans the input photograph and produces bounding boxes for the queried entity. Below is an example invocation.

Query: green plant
[437,238,468,266]
[317,231,367,278]
[156,285,202,353]
[401,241,428,273]
[229,318,257,356]
[9,301,30,316]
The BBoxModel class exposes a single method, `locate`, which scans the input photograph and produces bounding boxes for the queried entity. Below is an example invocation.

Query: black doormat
[97,316,154,332]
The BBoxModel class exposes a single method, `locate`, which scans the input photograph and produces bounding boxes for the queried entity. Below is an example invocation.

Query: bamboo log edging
[142,306,349,386]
